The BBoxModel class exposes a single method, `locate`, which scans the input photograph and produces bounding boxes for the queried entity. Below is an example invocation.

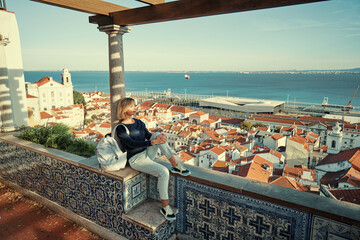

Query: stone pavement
[0,182,104,240]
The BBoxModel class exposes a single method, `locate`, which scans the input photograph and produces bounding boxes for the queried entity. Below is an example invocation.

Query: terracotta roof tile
[191,111,208,116]
[210,146,226,156]
[211,160,228,168]
[26,94,37,98]
[288,135,310,151]
[179,151,195,162]
[318,148,360,167]
[329,188,360,205]
[271,176,308,191]
[271,133,284,140]
[35,77,51,87]
[40,111,53,119]
[249,116,306,126]
[170,106,194,113]
[178,130,191,138]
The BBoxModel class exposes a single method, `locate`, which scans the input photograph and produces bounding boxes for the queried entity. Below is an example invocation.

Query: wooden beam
[136,0,164,5]
[31,0,128,15]
[110,0,327,26]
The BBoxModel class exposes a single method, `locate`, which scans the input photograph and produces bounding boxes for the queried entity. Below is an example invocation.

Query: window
[331,140,336,148]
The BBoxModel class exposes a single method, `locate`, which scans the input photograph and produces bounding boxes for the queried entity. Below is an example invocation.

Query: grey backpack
[96,124,130,171]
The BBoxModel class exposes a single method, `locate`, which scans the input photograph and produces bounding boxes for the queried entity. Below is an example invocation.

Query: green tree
[239,121,252,130]
[91,114,98,120]
[73,91,85,105]
[253,123,267,128]
[84,119,93,125]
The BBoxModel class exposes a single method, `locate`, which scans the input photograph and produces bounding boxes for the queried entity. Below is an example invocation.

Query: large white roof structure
[199,97,285,113]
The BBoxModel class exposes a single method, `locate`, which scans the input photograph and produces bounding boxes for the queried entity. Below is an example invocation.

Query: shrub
[18,124,95,158]
[65,139,96,158]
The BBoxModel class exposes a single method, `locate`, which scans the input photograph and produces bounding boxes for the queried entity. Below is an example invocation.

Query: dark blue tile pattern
[176,178,311,240]
[0,140,174,240]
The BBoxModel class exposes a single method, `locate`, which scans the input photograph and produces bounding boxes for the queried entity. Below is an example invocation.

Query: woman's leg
[129,151,169,200]
[147,132,177,166]
[147,132,191,176]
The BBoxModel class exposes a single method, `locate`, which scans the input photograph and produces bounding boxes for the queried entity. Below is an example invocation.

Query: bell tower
[61,67,72,86]
[326,122,343,154]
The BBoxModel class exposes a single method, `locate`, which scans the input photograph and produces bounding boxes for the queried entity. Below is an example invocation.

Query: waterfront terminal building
[199,96,285,114]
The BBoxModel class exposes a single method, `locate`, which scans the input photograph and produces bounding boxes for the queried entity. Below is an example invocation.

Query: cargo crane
[347,85,359,107]
[342,85,359,112]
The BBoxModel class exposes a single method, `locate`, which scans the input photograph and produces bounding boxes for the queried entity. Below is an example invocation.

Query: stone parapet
[1,134,359,239]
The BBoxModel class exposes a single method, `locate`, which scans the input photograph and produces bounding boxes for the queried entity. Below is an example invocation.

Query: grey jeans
[128,132,175,200]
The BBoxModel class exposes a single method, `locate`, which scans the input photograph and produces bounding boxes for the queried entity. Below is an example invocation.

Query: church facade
[26,68,74,111]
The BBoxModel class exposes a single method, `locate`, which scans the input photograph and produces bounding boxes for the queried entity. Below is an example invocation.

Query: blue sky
[6,0,360,71]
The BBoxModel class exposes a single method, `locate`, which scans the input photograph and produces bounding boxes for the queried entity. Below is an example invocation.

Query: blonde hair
[117,98,135,121]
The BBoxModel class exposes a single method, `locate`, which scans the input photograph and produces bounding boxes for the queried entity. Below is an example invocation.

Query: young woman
[116,98,191,221]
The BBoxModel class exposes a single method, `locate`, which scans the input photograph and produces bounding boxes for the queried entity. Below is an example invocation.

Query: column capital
[98,25,131,35]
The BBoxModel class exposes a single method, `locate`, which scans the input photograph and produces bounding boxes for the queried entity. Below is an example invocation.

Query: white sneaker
[160,205,176,221]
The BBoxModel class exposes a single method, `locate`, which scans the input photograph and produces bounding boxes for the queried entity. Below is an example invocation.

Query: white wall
[0,10,28,129]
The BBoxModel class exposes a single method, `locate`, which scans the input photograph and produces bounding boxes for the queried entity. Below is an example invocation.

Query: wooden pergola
[30,0,327,128]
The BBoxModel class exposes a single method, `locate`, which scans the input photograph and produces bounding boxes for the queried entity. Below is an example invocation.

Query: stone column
[98,25,130,130]
[0,36,15,132]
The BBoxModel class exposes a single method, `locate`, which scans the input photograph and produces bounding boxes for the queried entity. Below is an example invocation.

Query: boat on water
[184,74,190,79]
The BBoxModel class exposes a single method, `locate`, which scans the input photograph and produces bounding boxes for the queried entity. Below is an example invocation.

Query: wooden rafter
[107,0,327,26]
[31,0,128,15]
[137,0,165,5]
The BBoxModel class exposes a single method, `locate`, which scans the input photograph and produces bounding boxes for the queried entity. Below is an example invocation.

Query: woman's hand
[151,134,167,145]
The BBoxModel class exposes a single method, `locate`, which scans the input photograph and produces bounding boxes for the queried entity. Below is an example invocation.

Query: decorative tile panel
[177,178,311,240]
[148,174,176,206]
[310,216,359,240]
[123,172,147,213]
[0,140,176,240]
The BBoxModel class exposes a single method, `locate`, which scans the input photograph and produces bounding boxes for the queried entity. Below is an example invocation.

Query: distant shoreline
[24,69,360,74]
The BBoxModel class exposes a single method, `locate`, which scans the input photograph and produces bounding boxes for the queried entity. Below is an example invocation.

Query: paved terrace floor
[0,182,104,240]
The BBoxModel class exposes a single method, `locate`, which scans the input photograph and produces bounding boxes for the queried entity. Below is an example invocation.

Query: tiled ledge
[1,133,360,239]
[0,134,176,240]
[0,134,140,182]
[155,159,360,227]
[2,133,359,226]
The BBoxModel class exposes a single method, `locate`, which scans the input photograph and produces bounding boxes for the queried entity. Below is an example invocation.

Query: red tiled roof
[35,77,51,87]
[270,176,308,191]
[254,149,283,159]
[271,133,284,140]
[317,148,360,167]
[26,94,37,98]
[179,151,195,162]
[170,106,194,113]
[248,116,306,126]
[210,146,226,156]
[288,135,310,151]
[298,116,345,123]
[138,102,155,110]
[257,127,268,131]
[220,117,244,125]
[232,155,273,183]
[40,111,53,119]
[211,160,228,168]
[329,188,360,205]
[178,130,191,138]
[206,131,222,141]
[153,103,171,109]
[172,126,182,132]
[320,169,348,186]
[99,122,111,128]
[191,111,208,116]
